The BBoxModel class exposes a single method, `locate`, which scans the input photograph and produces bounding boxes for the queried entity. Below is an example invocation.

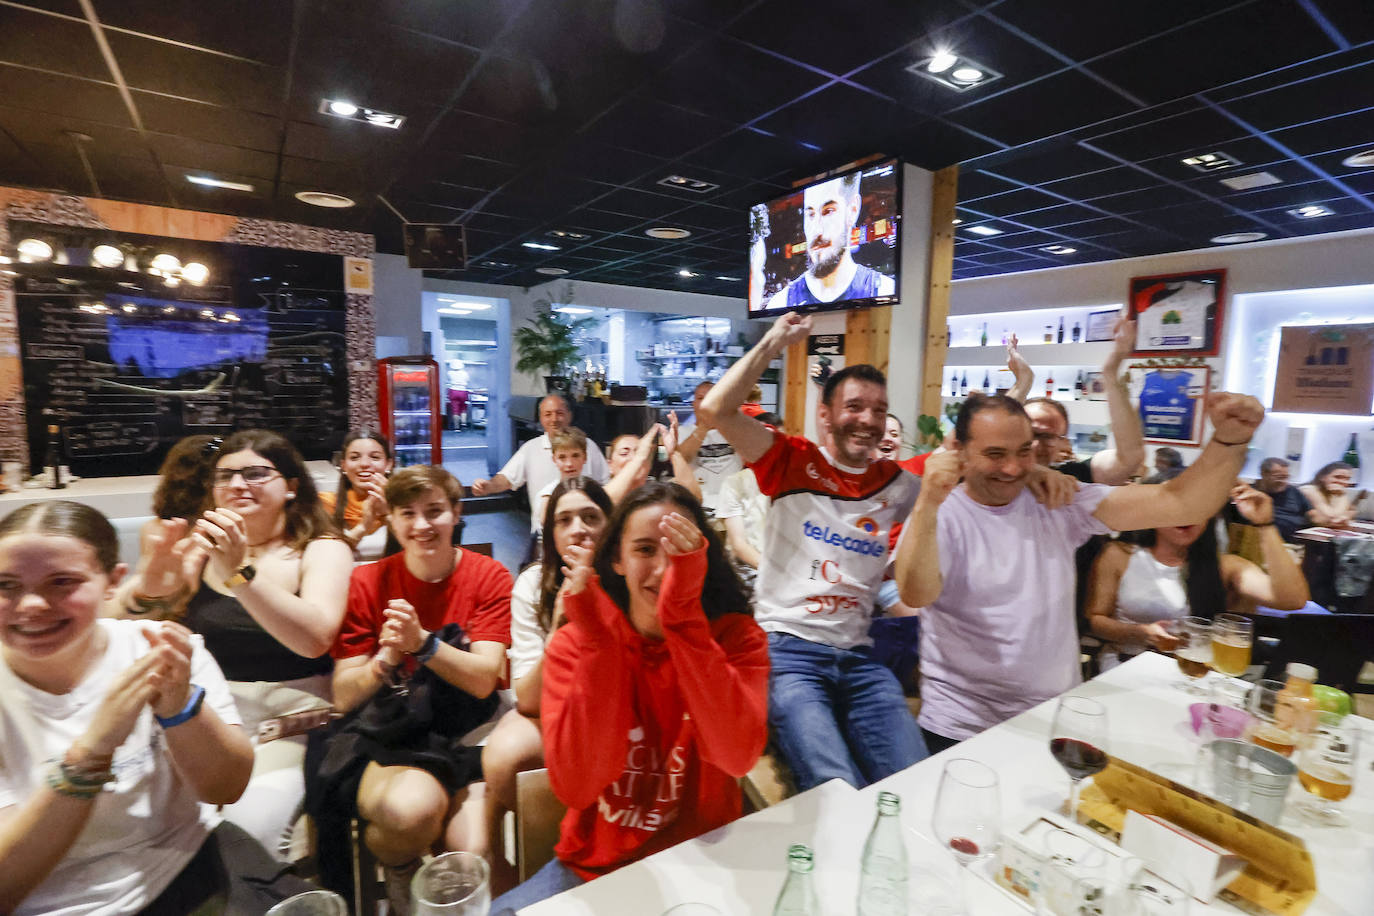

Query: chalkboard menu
[13,221,350,476]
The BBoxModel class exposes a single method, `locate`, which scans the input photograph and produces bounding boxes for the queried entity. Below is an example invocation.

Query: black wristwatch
[411,631,441,665]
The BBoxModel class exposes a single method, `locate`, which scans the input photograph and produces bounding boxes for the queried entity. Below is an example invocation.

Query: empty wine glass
[412,851,490,915]
[1049,696,1110,821]
[932,758,1001,868]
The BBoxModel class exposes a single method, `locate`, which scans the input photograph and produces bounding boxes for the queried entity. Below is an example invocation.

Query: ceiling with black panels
[0,0,1372,294]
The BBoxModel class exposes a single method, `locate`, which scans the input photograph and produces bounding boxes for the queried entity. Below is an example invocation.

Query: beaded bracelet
[46,760,112,799]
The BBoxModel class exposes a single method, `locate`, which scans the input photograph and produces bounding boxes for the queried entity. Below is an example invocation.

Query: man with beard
[697,312,926,789]
[766,173,895,310]
[895,391,1265,752]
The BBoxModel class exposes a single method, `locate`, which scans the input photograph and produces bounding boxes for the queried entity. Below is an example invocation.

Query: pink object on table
[1188,702,1250,738]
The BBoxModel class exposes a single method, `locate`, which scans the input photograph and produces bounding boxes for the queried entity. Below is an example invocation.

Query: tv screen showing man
[750,160,898,314]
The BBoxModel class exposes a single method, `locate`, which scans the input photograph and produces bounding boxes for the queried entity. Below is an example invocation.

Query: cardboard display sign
[1271,323,1374,416]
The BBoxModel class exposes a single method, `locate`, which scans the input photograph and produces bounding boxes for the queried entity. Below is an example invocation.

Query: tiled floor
[461,507,534,577]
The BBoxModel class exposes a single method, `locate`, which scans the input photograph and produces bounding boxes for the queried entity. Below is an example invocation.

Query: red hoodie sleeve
[541,580,635,810]
[657,546,769,777]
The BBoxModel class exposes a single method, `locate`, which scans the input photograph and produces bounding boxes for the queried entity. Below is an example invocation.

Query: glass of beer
[1247,679,1299,757]
[1210,614,1253,677]
[1172,617,1214,693]
[1295,717,1359,825]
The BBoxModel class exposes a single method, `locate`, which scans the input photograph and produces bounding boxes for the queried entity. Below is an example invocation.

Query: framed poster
[1085,308,1121,342]
[1128,269,1226,357]
[1130,364,1210,446]
[1271,323,1374,415]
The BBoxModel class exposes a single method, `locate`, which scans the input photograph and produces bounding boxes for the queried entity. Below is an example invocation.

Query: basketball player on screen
[766,173,895,310]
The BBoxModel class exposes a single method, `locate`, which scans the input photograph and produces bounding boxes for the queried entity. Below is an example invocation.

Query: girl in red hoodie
[491,481,768,913]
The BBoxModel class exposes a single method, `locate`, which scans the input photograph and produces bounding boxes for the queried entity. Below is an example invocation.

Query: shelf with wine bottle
[944,341,1115,368]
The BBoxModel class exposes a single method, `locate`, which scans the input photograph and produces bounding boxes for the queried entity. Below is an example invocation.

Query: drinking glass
[932,758,1001,866]
[1247,679,1299,757]
[1170,617,1213,694]
[660,906,722,915]
[412,851,490,916]
[265,890,349,916]
[1295,717,1360,826]
[1210,614,1253,677]
[1049,696,1110,821]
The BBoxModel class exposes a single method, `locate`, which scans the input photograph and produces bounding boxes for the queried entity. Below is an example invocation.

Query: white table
[521,653,1372,915]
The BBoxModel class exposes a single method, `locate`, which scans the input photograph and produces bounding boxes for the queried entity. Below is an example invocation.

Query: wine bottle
[857,792,907,916]
[959,372,969,396]
[1072,321,1081,342]
[946,324,951,347]
[982,370,990,392]
[980,322,988,347]
[949,372,958,396]
[1344,433,1360,483]
[772,844,819,916]
[1075,370,1085,398]
[1045,372,1054,398]
[45,422,65,490]
[1057,316,1065,343]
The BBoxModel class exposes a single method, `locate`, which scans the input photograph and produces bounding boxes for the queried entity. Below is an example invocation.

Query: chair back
[463,542,494,557]
[515,768,566,881]
[1263,613,1374,693]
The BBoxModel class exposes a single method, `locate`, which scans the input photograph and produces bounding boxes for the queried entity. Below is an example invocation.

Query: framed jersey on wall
[1129,363,1211,446]
[1127,269,1226,357]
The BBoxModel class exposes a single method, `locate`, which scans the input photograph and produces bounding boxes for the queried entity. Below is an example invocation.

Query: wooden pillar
[782,338,807,436]
[920,165,958,420]
[844,305,892,373]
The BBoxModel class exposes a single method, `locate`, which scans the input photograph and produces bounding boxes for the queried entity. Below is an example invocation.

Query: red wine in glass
[1050,738,1109,781]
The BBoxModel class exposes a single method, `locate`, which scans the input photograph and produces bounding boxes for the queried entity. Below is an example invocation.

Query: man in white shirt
[471,395,609,531]
[678,381,744,515]
[895,391,1264,752]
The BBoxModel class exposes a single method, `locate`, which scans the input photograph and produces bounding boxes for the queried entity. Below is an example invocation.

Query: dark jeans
[920,727,961,756]
[138,821,313,916]
[766,632,928,790]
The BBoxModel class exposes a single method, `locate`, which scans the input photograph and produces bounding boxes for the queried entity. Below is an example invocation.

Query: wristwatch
[224,564,256,589]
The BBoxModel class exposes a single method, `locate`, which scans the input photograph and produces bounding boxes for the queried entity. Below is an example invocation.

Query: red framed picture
[1127,269,1226,357]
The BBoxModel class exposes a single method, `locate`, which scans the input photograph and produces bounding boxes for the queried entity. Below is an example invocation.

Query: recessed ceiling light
[479,260,516,269]
[187,175,254,192]
[1211,231,1268,244]
[678,269,699,278]
[548,229,590,240]
[536,266,570,276]
[295,191,355,208]
[907,53,1001,91]
[91,244,124,268]
[951,218,963,225]
[657,175,720,194]
[554,306,593,315]
[966,225,1002,236]
[320,98,405,129]
[522,242,560,251]
[1287,204,1334,219]
[927,51,957,73]
[645,227,692,239]
[1341,149,1374,168]
[1040,245,1077,255]
[714,276,740,281]
[1219,171,1281,190]
[1181,152,1240,173]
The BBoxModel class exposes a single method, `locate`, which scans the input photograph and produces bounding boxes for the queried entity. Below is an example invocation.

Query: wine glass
[1170,617,1213,694]
[932,758,1001,867]
[1210,614,1253,678]
[1049,696,1110,821]
[1295,716,1360,826]
[412,851,490,915]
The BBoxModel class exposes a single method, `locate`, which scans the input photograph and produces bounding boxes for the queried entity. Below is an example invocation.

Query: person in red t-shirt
[490,481,768,914]
[329,465,511,914]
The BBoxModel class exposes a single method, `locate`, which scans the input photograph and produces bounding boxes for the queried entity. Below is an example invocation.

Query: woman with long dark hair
[1086,483,1308,669]
[490,481,767,912]
[116,428,353,853]
[319,429,394,548]
[1300,461,1357,528]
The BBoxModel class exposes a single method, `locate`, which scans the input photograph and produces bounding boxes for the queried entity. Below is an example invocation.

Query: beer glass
[1295,717,1360,826]
[1209,614,1253,677]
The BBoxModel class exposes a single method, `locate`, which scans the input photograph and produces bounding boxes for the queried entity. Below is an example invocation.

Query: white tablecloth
[520,653,1373,915]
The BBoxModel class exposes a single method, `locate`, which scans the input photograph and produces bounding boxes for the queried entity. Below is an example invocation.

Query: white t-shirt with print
[498,433,609,531]
[0,619,242,916]
[509,564,549,683]
[714,468,768,555]
[682,426,743,512]
[916,483,1112,741]
[749,432,921,650]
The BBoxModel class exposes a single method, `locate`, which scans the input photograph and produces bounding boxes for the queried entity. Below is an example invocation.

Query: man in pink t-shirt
[895,391,1265,751]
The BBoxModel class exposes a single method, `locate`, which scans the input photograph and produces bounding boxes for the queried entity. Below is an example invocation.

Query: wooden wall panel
[920,165,958,419]
[783,339,807,436]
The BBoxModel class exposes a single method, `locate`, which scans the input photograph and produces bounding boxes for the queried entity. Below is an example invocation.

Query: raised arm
[895,450,962,608]
[1088,318,1145,486]
[1006,334,1034,403]
[1223,485,1309,610]
[1093,393,1263,531]
[697,313,812,464]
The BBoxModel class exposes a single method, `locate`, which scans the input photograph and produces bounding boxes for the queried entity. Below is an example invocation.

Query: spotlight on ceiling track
[1287,204,1334,219]
[907,52,1001,91]
[320,98,405,129]
[1211,231,1268,244]
[1340,149,1374,169]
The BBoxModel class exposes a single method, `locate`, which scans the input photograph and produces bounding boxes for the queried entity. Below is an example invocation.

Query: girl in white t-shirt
[0,501,301,915]
[481,477,613,894]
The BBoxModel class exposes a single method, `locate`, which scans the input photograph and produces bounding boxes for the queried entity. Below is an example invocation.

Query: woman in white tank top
[1086,483,1309,670]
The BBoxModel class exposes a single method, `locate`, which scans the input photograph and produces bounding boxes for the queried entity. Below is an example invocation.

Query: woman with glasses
[117,429,353,855]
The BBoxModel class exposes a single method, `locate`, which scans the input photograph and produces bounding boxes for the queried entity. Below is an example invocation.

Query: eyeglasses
[212,465,280,487]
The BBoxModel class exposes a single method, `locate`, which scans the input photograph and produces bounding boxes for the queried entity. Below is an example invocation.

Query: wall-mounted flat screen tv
[748,157,901,317]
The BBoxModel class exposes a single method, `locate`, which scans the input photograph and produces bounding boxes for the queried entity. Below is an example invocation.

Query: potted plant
[514,309,595,393]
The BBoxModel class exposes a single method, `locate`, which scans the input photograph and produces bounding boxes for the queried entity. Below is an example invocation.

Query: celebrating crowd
[1,310,1302,915]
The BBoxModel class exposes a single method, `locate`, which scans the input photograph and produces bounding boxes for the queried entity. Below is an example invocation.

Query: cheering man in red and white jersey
[696,312,927,789]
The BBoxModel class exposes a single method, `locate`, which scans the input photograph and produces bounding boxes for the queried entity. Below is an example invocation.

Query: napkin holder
[1078,756,1316,916]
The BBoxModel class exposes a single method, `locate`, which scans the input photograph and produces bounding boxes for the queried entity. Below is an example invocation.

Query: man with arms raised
[697,313,927,789]
[896,391,1264,752]
[766,172,894,310]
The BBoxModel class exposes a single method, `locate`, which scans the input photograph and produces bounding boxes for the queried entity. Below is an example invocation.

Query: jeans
[490,857,585,915]
[767,632,928,790]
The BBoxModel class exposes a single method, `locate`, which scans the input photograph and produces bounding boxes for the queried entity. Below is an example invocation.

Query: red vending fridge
[376,356,443,468]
